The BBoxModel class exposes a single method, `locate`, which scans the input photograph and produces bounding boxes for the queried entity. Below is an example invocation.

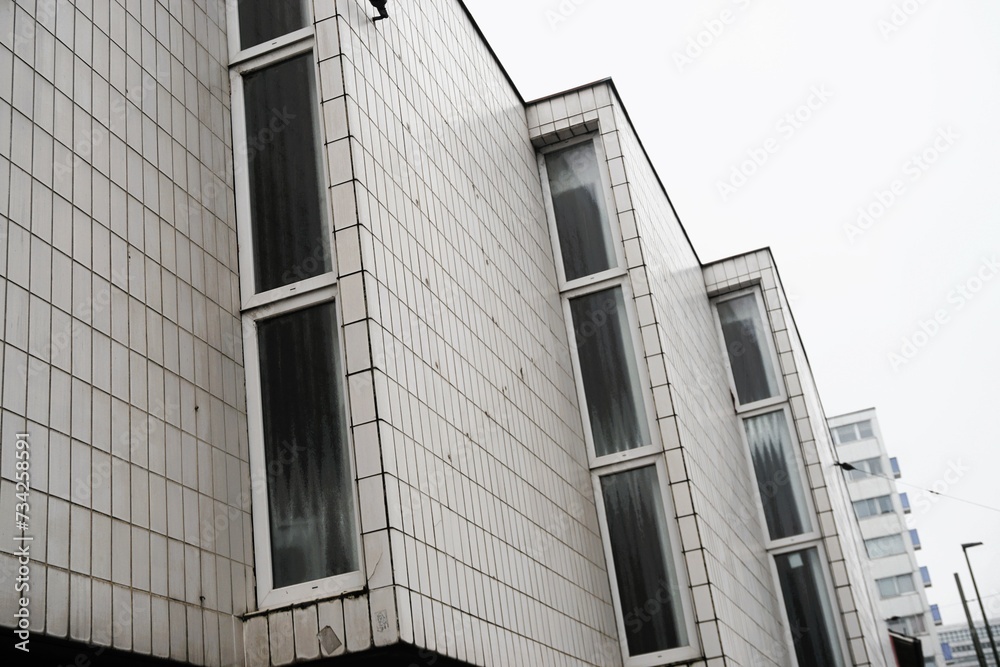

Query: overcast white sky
[462,0,1000,628]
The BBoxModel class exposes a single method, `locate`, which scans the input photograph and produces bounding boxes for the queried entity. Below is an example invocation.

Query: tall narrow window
[743,410,812,540]
[831,419,874,444]
[713,286,849,664]
[238,0,308,50]
[258,303,358,587]
[545,140,617,282]
[717,293,781,406]
[231,3,361,607]
[570,287,651,457]
[243,53,330,293]
[774,548,845,667]
[601,465,688,656]
[541,136,697,665]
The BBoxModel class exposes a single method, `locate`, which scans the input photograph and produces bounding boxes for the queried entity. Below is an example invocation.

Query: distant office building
[940,619,1000,666]
[829,409,945,666]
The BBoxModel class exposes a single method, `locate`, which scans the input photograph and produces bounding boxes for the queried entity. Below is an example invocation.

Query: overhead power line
[835,462,1000,514]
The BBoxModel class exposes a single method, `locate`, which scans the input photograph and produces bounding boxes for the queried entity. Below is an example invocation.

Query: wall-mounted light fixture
[369,0,389,21]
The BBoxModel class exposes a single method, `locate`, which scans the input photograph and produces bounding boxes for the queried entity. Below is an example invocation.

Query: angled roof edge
[527,78,704,266]
[702,245,774,266]
[455,0,525,104]
[828,407,879,422]
[455,2,703,264]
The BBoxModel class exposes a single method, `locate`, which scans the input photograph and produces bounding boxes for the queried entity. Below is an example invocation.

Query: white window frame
[712,286,855,665]
[767,541,852,667]
[538,134,629,292]
[561,278,662,469]
[711,287,787,413]
[853,494,894,519]
[243,284,366,609]
[888,614,928,637]
[876,573,916,599]
[864,534,907,559]
[831,419,873,445]
[228,3,363,610]
[592,456,700,667]
[226,0,314,63]
[735,403,820,550]
[538,135,700,664]
[845,456,885,481]
[230,38,337,310]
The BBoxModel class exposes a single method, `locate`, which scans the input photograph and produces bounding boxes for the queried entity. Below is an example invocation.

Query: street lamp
[962,542,1000,666]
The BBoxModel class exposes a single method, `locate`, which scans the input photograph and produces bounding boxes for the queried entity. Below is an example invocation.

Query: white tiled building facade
[1,0,893,665]
[828,409,944,666]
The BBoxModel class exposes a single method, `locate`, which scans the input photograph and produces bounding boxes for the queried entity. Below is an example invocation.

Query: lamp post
[956,573,989,667]
[962,542,1000,666]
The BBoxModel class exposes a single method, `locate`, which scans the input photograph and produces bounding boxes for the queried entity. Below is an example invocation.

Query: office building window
[853,495,894,519]
[569,287,652,458]
[743,409,812,540]
[712,288,849,665]
[242,53,330,294]
[236,0,309,50]
[831,419,874,444]
[876,574,916,599]
[715,291,782,408]
[544,140,618,283]
[774,548,845,667]
[541,138,698,665]
[888,614,927,637]
[599,465,688,656]
[865,534,906,559]
[230,8,361,608]
[846,457,884,481]
[258,302,357,588]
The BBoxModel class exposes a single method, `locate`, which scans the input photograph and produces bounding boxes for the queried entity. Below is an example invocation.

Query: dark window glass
[857,420,874,438]
[258,301,357,588]
[243,53,331,293]
[238,0,308,50]
[570,287,650,457]
[601,466,687,655]
[774,548,844,667]
[743,410,812,540]
[717,294,780,405]
[546,141,617,281]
